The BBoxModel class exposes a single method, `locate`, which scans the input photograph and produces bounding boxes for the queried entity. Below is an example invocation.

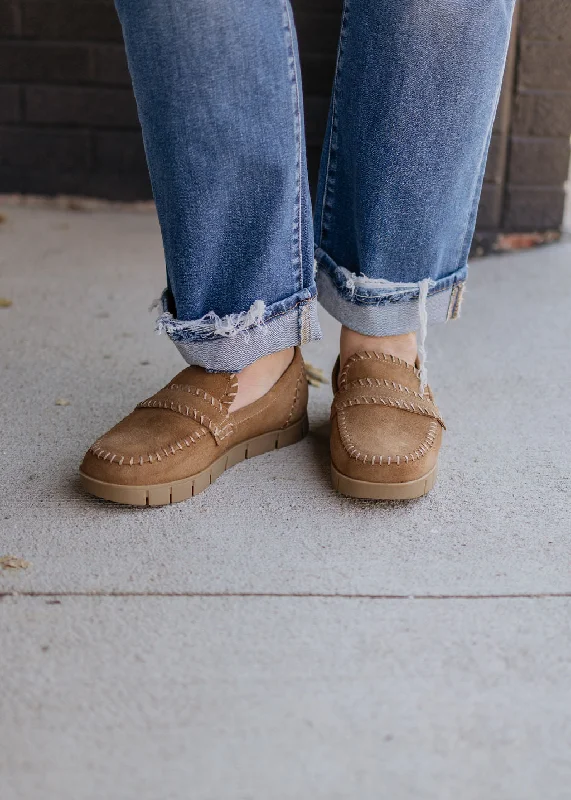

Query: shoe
[80,348,308,506]
[330,351,445,500]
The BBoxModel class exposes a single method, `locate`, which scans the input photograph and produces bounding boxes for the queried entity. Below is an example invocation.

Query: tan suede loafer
[80,348,308,506]
[330,351,445,500]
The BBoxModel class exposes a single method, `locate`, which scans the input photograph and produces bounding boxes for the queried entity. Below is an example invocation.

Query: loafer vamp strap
[333,381,445,429]
[137,385,233,443]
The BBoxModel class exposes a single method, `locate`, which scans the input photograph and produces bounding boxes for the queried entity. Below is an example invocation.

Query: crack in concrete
[1,591,570,600]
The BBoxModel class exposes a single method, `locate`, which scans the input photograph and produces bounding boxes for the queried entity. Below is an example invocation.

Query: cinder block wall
[505,0,571,231]
[0,0,570,243]
[0,0,146,198]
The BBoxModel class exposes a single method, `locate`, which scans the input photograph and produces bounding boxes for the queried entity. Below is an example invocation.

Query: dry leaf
[0,213,6,224]
[0,555,30,571]
[0,297,12,308]
[55,398,70,406]
[305,361,327,388]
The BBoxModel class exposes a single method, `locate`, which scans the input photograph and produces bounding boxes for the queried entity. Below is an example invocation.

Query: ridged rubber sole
[80,414,309,507]
[331,462,438,500]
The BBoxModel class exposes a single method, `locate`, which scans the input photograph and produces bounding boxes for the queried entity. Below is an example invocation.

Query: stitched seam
[165,385,230,414]
[220,374,238,406]
[343,377,428,401]
[337,416,439,465]
[89,429,208,467]
[136,399,233,441]
[318,0,349,247]
[449,37,507,277]
[266,296,313,325]
[282,0,303,293]
[339,351,422,390]
[446,284,459,321]
[447,282,465,321]
[334,396,444,428]
[282,367,305,429]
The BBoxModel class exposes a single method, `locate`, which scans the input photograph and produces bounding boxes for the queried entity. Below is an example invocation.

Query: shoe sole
[80,414,309,507]
[331,462,438,500]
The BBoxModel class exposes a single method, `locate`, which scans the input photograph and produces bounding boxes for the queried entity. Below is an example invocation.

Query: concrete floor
[1,204,570,799]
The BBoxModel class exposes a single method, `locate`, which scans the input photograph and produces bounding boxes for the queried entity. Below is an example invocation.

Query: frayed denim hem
[315,249,467,335]
[153,287,322,372]
[314,247,467,391]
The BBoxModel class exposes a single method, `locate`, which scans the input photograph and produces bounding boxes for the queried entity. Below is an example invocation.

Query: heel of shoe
[277,413,309,449]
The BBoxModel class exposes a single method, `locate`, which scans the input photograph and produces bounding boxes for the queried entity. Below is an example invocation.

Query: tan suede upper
[81,347,308,486]
[330,351,445,484]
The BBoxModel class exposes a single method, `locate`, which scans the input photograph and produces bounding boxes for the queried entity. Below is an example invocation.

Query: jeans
[114,0,515,372]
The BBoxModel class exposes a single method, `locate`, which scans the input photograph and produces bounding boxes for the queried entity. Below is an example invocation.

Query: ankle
[229,347,295,412]
[339,327,417,383]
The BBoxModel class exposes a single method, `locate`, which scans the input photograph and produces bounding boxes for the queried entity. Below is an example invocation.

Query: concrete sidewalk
[1,204,570,799]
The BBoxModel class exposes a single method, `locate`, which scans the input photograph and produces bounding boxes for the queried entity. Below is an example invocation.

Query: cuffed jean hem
[155,287,322,372]
[314,247,467,336]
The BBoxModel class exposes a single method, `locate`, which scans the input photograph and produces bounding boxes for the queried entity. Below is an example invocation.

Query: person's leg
[321,0,516,498]
[315,0,515,387]
[114,0,320,406]
[80,0,317,505]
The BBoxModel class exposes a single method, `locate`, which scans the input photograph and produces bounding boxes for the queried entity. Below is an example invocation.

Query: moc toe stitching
[336,409,440,467]
[79,348,309,499]
[330,350,444,493]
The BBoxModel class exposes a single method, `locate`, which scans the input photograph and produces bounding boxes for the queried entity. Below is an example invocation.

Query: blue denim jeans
[115,0,515,372]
